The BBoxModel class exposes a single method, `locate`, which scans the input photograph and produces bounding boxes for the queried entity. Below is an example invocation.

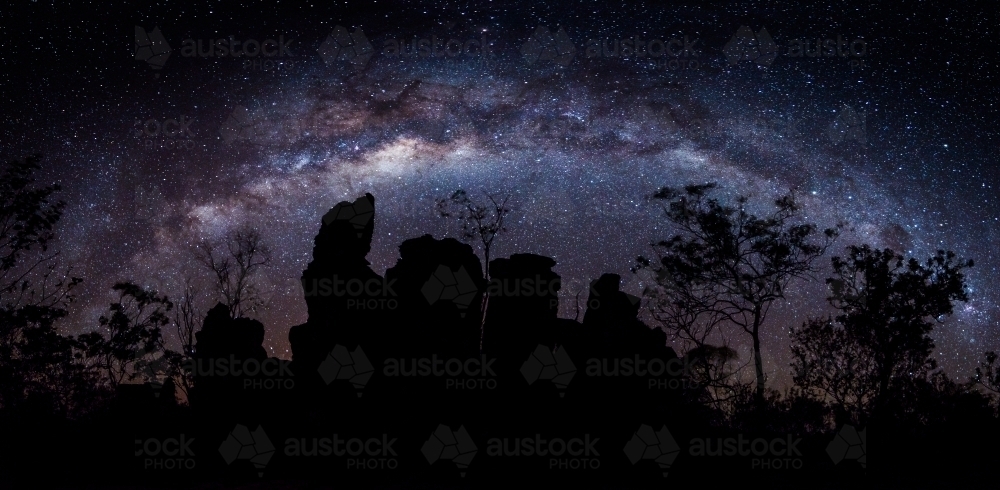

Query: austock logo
[383,34,495,58]
[422,264,478,317]
[317,344,375,396]
[485,433,601,470]
[624,424,679,477]
[318,25,374,70]
[523,342,695,394]
[585,35,700,58]
[521,344,577,396]
[219,424,275,477]
[178,34,294,61]
[383,354,498,390]
[135,435,196,470]
[218,105,261,145]
[184,356,295,390]
[624,424,803,474]
[133,116,196,150]
[584,34,702,71]
[521,26,576,67]
[316,345,500,392]
[724,26,777,67]
[724,25,866,68]
[486,276,561,305]
[688,433,803,470]
[299,275,398,309]
[422,424,478,477]
[486,275,639,309]
[284,433,399,470]
[322,194,374,237]
[787,34,866,63]
[130,343,172,397]
[135,26,299,73]
[134,26,171,72]
[827,105,867,146]
[178,31,296,72]
[585,354,698,390]
[827,424,866,468]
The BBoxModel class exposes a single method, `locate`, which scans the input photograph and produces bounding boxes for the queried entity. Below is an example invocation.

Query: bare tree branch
[193,225,272,318]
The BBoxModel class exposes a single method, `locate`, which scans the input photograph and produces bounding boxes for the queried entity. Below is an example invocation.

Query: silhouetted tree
[0,155,66,293]
[172,278,199,356]
[971,351,999,416]
[789,316,878,424]
[193,224,272,318]
[790,246,972,424]
[973,351,1000,395]
[167,278,199,401]
[436,189,511,353]
[78,282,174,389]
[681,343,751,414]
[0,155,89,415]
[635,183,839,407]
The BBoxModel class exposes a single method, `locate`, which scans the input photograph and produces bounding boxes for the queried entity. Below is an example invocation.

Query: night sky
[3,2,998,388]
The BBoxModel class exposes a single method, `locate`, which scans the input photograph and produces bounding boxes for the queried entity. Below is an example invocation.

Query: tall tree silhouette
[436,189,510,353]
[0,155,87,415]
[193,224,272,318]
[172,278,199,357]
[635,183,839,407]
[168,278,199,401]
[790,245,972,424]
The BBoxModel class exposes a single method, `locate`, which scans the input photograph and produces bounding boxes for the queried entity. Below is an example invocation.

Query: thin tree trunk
[752,306,765,408]
[479,292,488,355]
[479,248,491,355]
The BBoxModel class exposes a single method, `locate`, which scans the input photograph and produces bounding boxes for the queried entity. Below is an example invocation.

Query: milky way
[4,2,999,387]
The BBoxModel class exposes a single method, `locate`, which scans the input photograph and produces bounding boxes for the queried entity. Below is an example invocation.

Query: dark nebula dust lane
[3,2,999,387]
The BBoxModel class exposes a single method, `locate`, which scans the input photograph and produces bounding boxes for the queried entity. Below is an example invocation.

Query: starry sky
[3,1,998,388]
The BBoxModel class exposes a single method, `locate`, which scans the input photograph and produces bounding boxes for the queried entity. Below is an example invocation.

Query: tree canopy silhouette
[635,183,840,407]
[193,224,272,318]
[0,155,87,415]
[791,245,973,425]
[77,282,174,390]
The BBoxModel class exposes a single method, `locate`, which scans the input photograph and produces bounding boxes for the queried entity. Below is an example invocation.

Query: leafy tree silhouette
[0,155,88,416]
[634,183,839,409]
[790,245,973,425]
[436,189,511,354]
[78,282,175,390]
[789,315,878,425]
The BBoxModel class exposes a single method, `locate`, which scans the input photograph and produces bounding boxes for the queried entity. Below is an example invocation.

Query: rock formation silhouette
[289,193,384,396]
